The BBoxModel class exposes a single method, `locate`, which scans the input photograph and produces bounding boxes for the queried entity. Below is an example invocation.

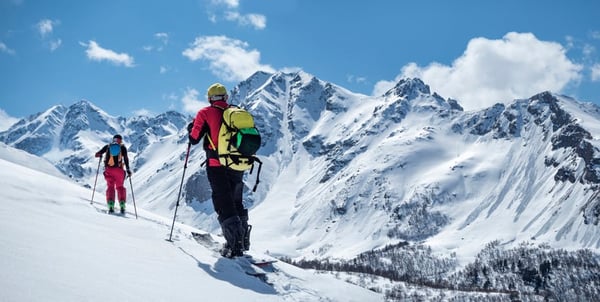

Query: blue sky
[1,0,599,126]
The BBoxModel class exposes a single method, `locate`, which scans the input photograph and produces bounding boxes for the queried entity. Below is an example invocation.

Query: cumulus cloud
[374,32,583,111]
[81,40,135,67]
[181,88,209,114]
[182,35,275,82]
[592,64,600,82]
[225,11,266,30]
[0,42,16,55]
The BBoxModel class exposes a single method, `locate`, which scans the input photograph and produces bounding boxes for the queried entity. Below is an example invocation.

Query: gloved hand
[126,169,132,177]
[95,152,102,158]
[188,122,200,145]
[189,135,200,145]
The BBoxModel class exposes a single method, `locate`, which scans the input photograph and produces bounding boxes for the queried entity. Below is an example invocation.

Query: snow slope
[0,143,382,302]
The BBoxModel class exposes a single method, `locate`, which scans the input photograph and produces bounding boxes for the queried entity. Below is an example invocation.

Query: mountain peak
[384,77,431,99]
[73,99,94,107]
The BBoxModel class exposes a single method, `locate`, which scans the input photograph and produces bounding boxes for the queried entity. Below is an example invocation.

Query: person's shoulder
[197,105,213,114]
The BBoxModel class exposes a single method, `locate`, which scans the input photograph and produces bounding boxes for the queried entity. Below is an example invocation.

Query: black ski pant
[206,166,245,223]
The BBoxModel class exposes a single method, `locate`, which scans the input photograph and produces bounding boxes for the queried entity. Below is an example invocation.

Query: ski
[234,255,270,283]
[190,231,277,284]
[91,204,129,218]
[191,231,220,249]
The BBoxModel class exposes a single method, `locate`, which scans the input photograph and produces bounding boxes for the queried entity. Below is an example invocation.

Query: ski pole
[168,142,191,242]
[128,175,138,219]
[90,156,102,205]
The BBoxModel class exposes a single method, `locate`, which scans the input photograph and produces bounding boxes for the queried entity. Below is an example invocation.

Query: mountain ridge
[2,71,600,265]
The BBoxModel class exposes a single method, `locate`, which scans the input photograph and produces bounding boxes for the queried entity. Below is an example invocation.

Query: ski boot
[107,200,115,213]
[119,201,126,214]
[241,215,251,251]
[219,216,244,258]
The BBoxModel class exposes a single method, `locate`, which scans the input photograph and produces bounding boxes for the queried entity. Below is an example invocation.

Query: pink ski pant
[104,167,126,202]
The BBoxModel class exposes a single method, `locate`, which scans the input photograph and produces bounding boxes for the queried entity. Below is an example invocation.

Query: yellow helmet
[207,83,228,100]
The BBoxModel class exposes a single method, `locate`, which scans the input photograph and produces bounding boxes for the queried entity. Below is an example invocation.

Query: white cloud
[212,0,239,8]
[592,64,600,82]
[155,32,169,43]
[35,19,62,51]
[0,108,19,131]
[154,32,168,51]
[49,39,62,52]
[81,40,135,67]
[36,19,55,37]
[208,0,266,29]
[0,42,16,55]
[375,32,583,111]
[131,108,155,117]
[181,88,209,114]
[163,92,178,101]
[347,74,367,84]
[225,11,266,30]
[280,66,302,74]
[208,13,218,23]
[182,35,275,82]
[582,44,595,57]
[143,33,169,52]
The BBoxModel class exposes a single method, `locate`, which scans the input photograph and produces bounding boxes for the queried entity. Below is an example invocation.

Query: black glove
[126,169,132,177]
[95,152,102,158]
[187,122,194,133]
[189,135,200,145]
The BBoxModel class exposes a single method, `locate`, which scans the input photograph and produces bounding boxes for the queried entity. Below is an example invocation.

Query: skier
[95,134,132,214]
[188,83,250,258]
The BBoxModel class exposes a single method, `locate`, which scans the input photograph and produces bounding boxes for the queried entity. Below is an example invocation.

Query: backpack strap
[206,135,217,152]
[104,144,111,166]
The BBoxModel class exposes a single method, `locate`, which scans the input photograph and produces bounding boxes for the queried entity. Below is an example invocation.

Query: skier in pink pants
[95,134,132,213]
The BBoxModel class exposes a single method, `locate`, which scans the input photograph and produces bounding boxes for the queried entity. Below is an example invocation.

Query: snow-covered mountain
[2,71,600,266]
